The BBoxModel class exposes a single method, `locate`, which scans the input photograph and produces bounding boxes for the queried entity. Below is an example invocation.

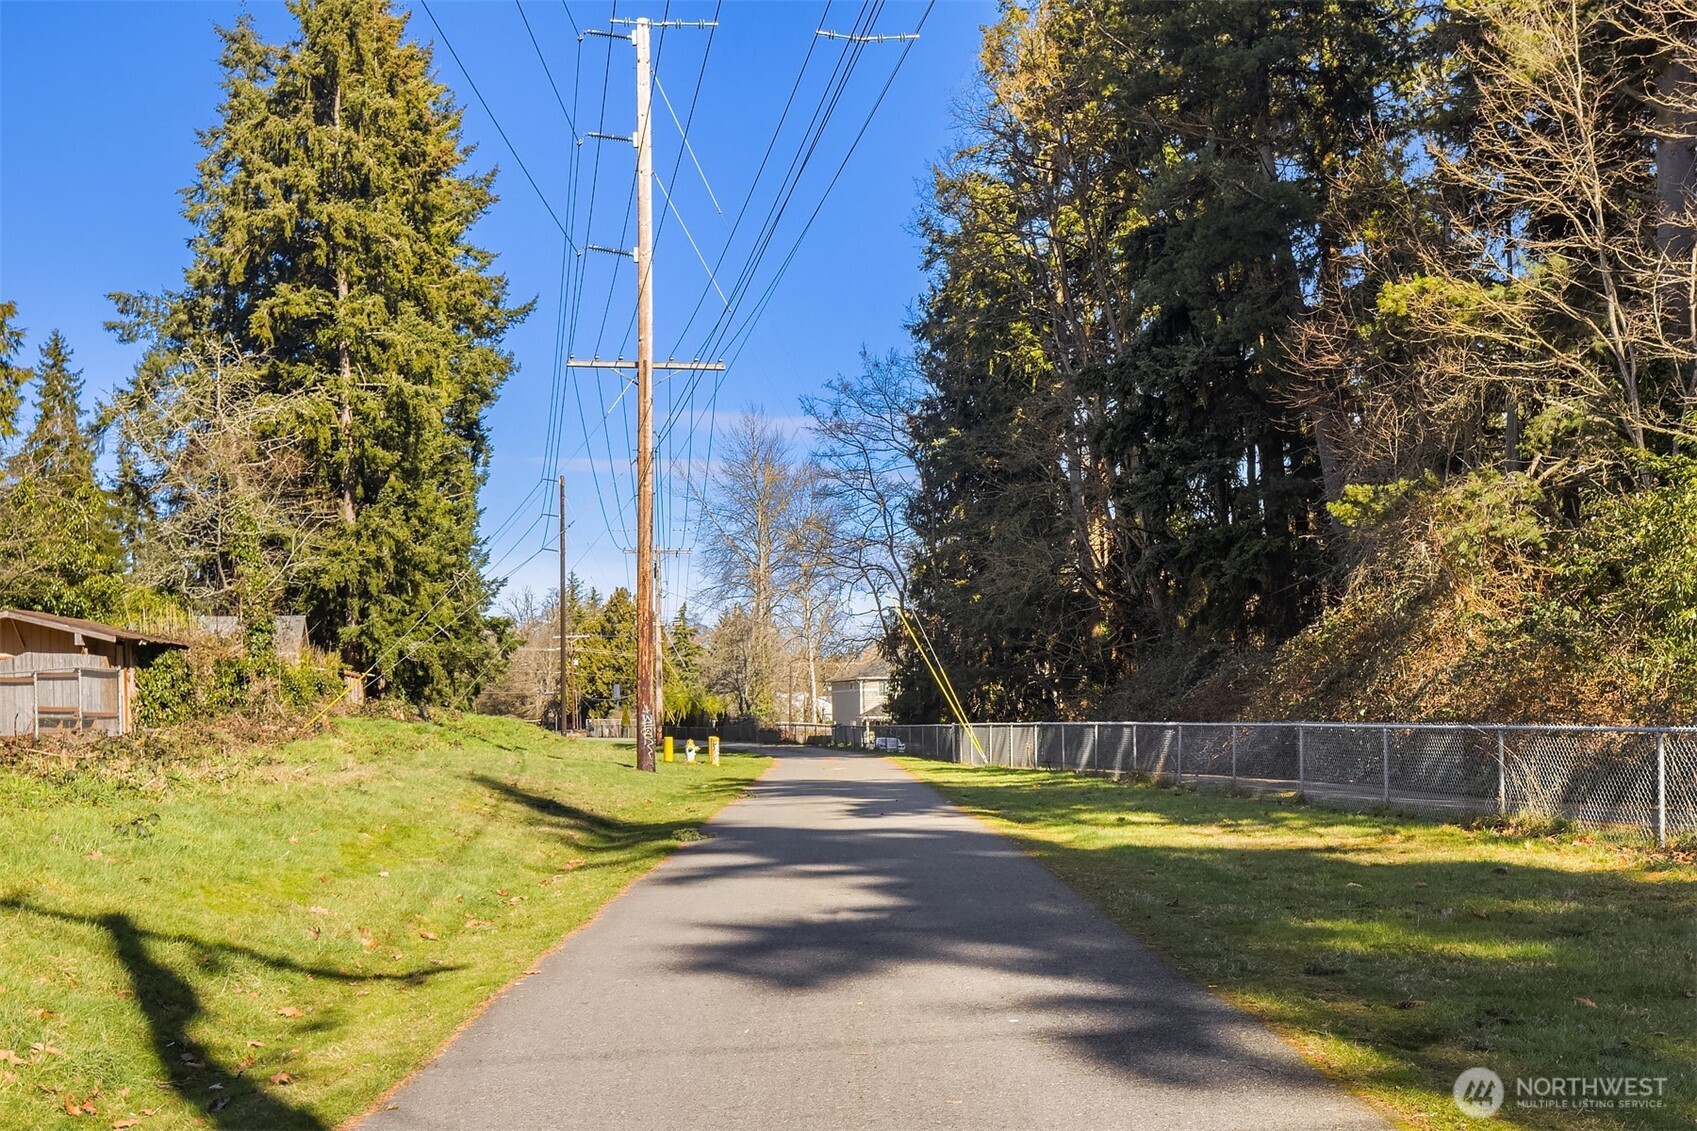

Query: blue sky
[0,0,991,618]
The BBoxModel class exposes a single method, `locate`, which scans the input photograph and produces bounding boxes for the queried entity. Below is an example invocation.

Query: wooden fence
[0,668,122,737]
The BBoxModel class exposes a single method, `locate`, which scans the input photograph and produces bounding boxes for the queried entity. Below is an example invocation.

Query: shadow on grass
[1,898,463,1131]
[917,768,1697,1125]
[468,771,751,850]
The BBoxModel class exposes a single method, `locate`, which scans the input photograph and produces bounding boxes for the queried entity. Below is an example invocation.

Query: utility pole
[558,474,568,736]
[576,16,722,772]
[634,14,657,771]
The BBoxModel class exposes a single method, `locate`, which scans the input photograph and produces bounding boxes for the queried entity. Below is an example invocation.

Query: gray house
[0,609,188,736]
[829,658,892,726]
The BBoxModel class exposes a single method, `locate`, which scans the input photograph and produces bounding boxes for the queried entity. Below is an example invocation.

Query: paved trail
[361,749,1384,1130]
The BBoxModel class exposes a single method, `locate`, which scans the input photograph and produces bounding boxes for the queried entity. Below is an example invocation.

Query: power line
[515,0,578,136]
[665,2,931,620]
[419,0,574,243]
[662,1,931,451]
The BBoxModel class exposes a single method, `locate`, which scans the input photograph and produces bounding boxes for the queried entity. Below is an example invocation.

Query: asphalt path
[359,748,1386,1130]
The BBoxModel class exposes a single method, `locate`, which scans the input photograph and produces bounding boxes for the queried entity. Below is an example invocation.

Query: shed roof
[0,608,190,648]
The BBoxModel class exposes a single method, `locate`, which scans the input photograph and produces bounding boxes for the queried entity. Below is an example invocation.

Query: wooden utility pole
[574,15,722,772]
[633,15,657,772]
[566,472,580,737]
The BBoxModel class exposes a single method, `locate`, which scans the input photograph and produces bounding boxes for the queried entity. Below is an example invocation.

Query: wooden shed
[0,609,188,737]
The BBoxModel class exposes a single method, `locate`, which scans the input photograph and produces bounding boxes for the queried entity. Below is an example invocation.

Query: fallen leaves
[269,1072,293,1086]
[418,930,438,941]
[0,1050,25,1066]
[1576,996,1598,1008]
[309,906,330,916]
[276,1006,303,1018]
[64,1091,98,1116]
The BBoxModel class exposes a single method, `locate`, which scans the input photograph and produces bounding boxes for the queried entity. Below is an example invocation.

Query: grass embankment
[0,714,768,1130]
[898,759,1695,1130]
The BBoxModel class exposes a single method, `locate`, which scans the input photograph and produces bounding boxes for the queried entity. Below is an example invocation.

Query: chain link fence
[584,718,834,745]
[860,721,1697,845]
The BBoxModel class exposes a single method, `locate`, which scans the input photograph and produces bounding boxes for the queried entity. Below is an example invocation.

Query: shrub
[132,643,344,730]
[133,651,197,728]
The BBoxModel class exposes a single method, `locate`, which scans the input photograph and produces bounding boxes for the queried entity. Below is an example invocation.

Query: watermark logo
[1453,1068,1669,1118]
[1454,1067,1504,1118]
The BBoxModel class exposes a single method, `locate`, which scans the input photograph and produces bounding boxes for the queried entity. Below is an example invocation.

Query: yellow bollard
[664,735,674,763]
[708,735,720,766]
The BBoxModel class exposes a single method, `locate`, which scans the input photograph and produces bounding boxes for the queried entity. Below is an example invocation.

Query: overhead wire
[659,0,891,452]
[516,0,578,136]
[664,1,929,622]
[658,0,840,618]
[419,0,576,243]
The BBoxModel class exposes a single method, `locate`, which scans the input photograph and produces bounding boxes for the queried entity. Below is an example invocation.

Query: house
[829,658,892,726]
[0,609,189,737]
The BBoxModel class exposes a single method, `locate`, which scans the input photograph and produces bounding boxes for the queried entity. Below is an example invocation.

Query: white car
[872,736,906,753]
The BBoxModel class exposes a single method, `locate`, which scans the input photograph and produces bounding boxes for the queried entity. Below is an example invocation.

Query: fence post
[1496,730,1507,816]
[1382,726,1391,804]
[1059,723,1066,770]
[1297,725,1306,792]
[1132,724,1140,775]
[1176,724,1184,785]
[1230,726,1238,786]
[1657,731,1667,847]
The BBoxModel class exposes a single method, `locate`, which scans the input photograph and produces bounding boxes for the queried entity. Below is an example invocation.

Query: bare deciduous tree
[800,351,922,644]
[107,340,330,618]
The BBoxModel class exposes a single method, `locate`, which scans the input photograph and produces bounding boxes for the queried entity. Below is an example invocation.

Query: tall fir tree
[113,0,527,702]
[0,332,123,618]
[897,0,1425,720]
[0,302,25,443]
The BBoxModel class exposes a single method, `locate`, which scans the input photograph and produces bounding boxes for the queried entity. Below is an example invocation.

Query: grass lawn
[896,758,1696,1130]
[0,714,768,1130]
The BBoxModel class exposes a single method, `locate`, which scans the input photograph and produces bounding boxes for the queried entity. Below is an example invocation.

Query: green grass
[895,759,1696,1130]
[0,714,768,1130]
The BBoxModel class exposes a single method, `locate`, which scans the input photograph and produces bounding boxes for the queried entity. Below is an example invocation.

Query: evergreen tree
[898,0,1425,720]
[0,332,123,618]
[0,302,24,444]
[113,0,527,702]
[663,604,719,724]
[578,587,637,717]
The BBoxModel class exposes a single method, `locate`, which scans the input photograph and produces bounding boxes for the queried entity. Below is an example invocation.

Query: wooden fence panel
[79,670,120,734]
[0,676,34,737]
[35,671,80,732]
